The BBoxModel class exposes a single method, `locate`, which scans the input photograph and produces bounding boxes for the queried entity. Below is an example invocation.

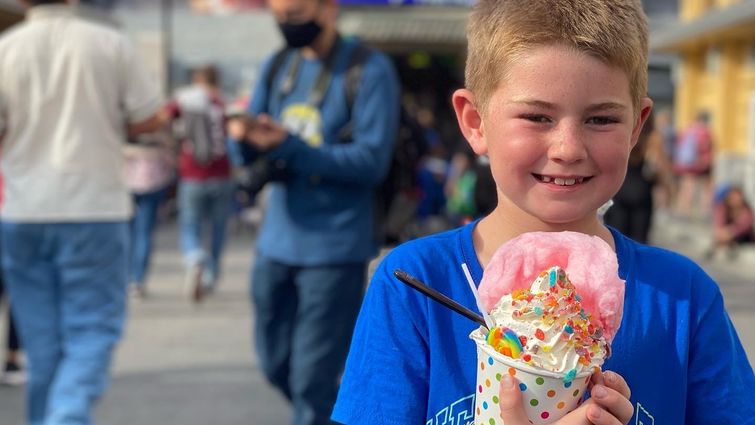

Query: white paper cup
[470,328,592,425]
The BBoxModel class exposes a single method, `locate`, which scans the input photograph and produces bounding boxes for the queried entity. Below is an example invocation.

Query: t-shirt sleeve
[118,37,162,124]
[332,258,429,424]
[686,272,755,424]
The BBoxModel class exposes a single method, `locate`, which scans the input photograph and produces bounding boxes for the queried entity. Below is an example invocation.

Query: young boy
[331,1,755,424]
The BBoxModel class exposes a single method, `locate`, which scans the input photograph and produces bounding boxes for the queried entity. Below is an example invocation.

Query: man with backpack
[228,0,399,423]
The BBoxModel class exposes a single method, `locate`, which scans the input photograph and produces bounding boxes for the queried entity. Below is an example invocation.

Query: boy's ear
[452,89,488,155]
[630,97,654,148]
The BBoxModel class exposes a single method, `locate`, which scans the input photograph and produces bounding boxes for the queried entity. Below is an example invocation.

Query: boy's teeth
[543,176,580,186]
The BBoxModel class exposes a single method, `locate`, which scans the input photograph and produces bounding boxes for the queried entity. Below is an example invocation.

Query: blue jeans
[251,256,366,425]
[129,188,167,286]
[178,179,233,283]
[1,221,128,425]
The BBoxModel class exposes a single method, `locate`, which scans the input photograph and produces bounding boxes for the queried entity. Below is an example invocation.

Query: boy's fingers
[590,384,634,424]
[590,370,605,388]
[602,370,631,399]
[498,375,530,425]
[585,404,625,425]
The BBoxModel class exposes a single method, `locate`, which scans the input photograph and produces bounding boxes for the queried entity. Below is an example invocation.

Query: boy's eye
[586,116,620,125]
[521,114,551,123]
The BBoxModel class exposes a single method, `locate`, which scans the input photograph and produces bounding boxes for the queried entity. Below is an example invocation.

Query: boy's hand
[499,371,633,425]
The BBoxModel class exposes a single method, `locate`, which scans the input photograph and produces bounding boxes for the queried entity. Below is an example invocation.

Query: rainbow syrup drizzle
[486,326,524,359]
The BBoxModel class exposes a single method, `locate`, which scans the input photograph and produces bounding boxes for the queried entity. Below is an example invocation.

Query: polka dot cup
[470,328,591,425]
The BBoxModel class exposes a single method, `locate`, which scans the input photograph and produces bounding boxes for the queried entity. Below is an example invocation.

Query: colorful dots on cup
[480,362,485,371]
[529,399,539,407]
[557,401,566,409]
[564,381,572,388]
[573,389,580,397]
[483,401,489,410]
[485,379,491,388]
[541,411,550,420]
[488,419,496,425]
[519,383,527,391]
[496,373,502,381]
[478,385,483,393]
[477,407,480,415]
[492,396,499,404]
[547,390,556,398]
[508,367,517,376]
[535,377,545,385]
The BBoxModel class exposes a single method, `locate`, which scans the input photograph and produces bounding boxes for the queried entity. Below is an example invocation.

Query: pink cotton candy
[478,231,625,342]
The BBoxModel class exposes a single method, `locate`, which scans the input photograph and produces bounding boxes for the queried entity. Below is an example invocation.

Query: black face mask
[277,19,323,49]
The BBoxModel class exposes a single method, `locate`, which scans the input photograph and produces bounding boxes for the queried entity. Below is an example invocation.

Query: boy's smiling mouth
[532,174,592,186]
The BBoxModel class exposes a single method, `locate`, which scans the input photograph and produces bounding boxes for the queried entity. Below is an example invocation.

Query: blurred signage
[189,0,264,13]
[339,0,474,5]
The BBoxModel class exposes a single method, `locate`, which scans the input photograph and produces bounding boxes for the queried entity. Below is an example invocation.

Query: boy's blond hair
[466,0,648,115]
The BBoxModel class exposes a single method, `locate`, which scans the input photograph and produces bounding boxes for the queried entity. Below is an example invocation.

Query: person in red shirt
[167,65,233,301]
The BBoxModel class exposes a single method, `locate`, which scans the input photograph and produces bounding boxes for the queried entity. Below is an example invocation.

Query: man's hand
[498,370,633,425]
[232,113,287,151]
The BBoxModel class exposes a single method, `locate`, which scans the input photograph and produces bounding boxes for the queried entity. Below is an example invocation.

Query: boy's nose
[547,124,588,163]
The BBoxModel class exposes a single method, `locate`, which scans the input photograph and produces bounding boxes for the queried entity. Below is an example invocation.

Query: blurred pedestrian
[0,172,25,387]
[705,186,754,260]
[166,65,234,300]
[0,2,162,424]
[0,277,24,387]
[230,0,400,422]
[674,110,713,218]
[647,107,675,210]
[604,112,659,243]
[123,133,176,298]
[445,150,477,225]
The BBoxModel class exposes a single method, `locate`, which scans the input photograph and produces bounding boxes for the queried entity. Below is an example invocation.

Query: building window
[706,47,721,75]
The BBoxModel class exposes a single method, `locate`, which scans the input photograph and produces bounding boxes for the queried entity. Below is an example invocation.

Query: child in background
[706,186,754,260]
[332,1,754,424]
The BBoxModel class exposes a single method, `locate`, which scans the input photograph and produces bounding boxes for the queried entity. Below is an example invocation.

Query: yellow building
[652,0,755,199]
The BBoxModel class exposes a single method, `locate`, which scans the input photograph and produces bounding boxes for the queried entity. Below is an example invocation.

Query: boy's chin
[527,208,603,229]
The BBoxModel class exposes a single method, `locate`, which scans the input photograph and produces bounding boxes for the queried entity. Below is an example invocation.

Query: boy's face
[453,44,652,227]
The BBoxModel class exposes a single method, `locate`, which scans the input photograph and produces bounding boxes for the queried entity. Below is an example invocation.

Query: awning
[338,7,468,53]
[651,0,755,52]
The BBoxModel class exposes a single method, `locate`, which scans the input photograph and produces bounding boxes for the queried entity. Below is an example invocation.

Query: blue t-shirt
[239,39,400,266]
[332,222,755,424]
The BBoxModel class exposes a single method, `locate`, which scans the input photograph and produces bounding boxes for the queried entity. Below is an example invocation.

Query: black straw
[393,269,487,328]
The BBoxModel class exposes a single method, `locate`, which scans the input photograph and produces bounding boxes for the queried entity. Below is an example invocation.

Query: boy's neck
[473,205,615,268]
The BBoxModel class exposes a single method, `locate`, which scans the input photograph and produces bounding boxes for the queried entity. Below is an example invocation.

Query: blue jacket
[239,38,400,265]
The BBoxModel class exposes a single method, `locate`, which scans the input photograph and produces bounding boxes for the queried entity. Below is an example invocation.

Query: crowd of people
[0,1,754,425]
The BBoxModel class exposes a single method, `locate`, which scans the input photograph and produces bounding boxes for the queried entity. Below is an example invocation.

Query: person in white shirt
[0,2,162,424]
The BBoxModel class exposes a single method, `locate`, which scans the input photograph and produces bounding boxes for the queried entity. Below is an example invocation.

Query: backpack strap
[344,44,372,110]
[337,43,372,143]
[263,47,297,113]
